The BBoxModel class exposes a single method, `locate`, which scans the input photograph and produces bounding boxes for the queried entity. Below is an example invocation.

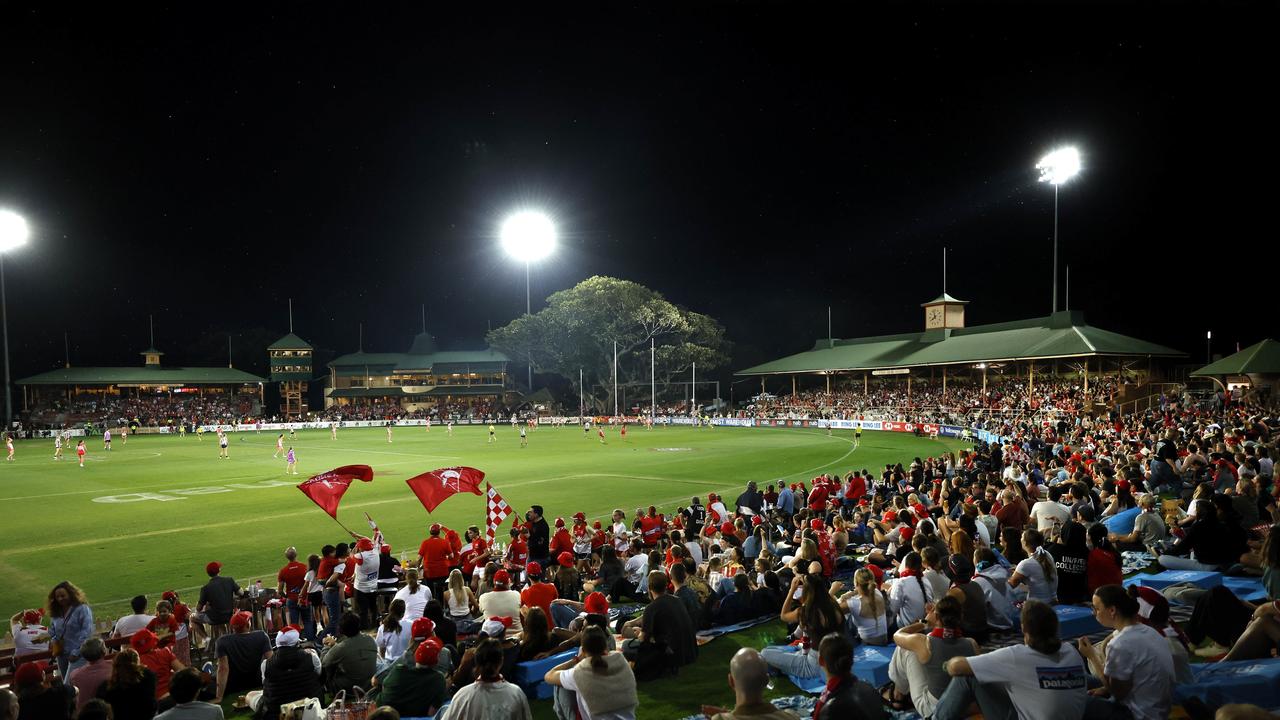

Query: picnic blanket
[696,615,777,641]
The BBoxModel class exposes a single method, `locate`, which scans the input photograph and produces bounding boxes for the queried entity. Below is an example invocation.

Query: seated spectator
[1048,521,1089,604]
[519,562,559,622]
[1086,523,1124,594]
[621,571,698,680]
[68,637,113,715]
[97,648,158,720]
[193,563,240,649]
[130,629,184,701]
[543,593,615,658]
[971,549,1015,631]
[545,626,638,720]
[79,699,117,720]
[477,570,522,637]
[1109,493,1167,553]
[1159,498,1243,571]
[761,574,844,680]
[835,568,889,645]
[437,638,531,720]
[1083,586,1192,685]
[374,637,447,719]
[1220,593,1280,662]
[13,661,75,720]
[811,632,885,720]
[943,554,989,642]
[155,667,223,719]
[449,617,519,691]
[212,611,272,704]
[884,596,978,716]
[322,611,379,697]
[933,599,1087,720]
[442,569,477,623]
[375,599,412,664]
[0,689,15,720]
[8,609,48,660]
[713,574,757,626]
[888,552,933,627]
[113,596,155,639]
[392,568,431,622]
[255,625,322,720]
[1008,529,1057,603]
[1030,485,1071,536]
[1077,584,1175,720]
[668,564,706,630]
[516,606,573,662]
[422,602,457,657]
[751,571,784,617]
[700,648,799,720]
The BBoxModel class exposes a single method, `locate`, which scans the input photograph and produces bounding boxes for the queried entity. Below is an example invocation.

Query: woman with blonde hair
[837,568,889,645]
[443,568,477,622]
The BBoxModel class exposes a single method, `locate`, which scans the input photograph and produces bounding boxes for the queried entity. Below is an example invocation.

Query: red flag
[297,465,374,519]
[485,482,512,542]
[405,466,485,513]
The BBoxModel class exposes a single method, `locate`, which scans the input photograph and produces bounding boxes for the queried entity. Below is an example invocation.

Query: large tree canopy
[486,276,730,412]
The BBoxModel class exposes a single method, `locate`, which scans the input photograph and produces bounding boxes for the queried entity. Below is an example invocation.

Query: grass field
[1,424,965,620]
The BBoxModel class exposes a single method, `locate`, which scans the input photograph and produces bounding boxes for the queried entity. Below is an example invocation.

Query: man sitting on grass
[700,647,797,720]
[155,667,223,720]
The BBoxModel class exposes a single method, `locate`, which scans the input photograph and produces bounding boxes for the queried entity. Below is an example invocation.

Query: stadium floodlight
[501,210,557,391]
[1036,146,1082,314]
[0,209,30,431]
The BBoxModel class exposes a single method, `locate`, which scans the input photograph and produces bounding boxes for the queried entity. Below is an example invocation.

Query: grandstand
[324,329,513,414]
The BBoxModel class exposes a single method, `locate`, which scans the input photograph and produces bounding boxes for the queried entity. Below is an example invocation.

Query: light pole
[1206,330,1212,365]
[500,210,556,392]
[1037,146,1082,314]
[0,210,30,432]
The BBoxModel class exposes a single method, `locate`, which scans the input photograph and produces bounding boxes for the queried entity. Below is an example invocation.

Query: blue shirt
[51,603,94,661]
[776,488,795,514]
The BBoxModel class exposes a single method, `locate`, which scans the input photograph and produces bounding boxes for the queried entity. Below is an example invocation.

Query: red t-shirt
[317,556,338,582]
[808,485,829,511]
[519,581,559,622]
[277,561,308,601]
[1086,548,1123,593]
[419,537,453,579]
[640,516,663,546]
[145,615,180,647]
[461,539,487,576]
[139,647,177,698]
[549,529,574,557]
[505,540,529,571]
[590,531,606,550]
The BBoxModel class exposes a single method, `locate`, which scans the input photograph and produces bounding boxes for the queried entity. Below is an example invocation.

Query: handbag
[279,697,323,720]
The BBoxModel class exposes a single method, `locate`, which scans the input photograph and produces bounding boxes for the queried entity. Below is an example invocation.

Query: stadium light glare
[500,210,556,263]
[0,210,30,253]
[1036,146,1081,186]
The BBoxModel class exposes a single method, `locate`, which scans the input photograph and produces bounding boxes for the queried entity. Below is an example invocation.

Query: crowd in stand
[25,396,255,431]
[6,391,1280,720]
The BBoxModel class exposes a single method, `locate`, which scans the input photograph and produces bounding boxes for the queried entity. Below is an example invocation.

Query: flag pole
[650,337,656,421]
[613,341,618,417]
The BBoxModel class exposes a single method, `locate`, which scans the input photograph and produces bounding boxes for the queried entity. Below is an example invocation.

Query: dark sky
[1,3,1274,386]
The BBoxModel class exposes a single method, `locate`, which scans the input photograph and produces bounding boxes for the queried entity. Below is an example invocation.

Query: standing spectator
[68,638,112,715]
[519,562,559,622]
[812,633,885,720]
[193,562,240,649]
[322,612,378,697]
[437,638,531,720]
[154,667,223,720]
[527,505,551,570]
[352,535,383,629]
[112,596,155,639]
[376,543,403,615]
[13,661,75,720]
[544,625,638,720]
[96,648,158,720]
[212,611,272,705]
[933,600,1087,720]
[45,581,94,677]
[419,524,454,600]
[735,481,764,517]
[699,648,797,720]
[276,547,308,628]
[1077,585,1175,720]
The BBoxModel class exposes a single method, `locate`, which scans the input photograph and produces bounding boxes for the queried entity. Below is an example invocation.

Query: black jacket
[257,646,324,720]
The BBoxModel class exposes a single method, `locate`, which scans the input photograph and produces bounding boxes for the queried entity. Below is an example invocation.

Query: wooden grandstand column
[791,375,797,398]
[907,374,911,400]
[864,373,868,394]
[1028,362,1034,395]
[942,366,947,395]
[825,373,830,394]
[1083,358,1089,396]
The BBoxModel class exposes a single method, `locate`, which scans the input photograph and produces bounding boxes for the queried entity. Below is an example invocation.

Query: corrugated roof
[737,311,1185,376]
[330,349,510,371]
[18,366,266,386]
[1191,339,1280,376]
[268,333,313,350]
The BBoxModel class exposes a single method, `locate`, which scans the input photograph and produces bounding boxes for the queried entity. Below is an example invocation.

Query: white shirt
[375,619,414,660]
[843,595,888,644]
[683,541,704,566]
[392,584,432,622]
[11,622,49,658]
[558,659,637,720]
[1103,623,1175,720]
[611,522,630,551]
[966,642,1087,720]
[1013,555,1057,603]
[624,555,648,586]
[1030,500,1071,534]
[478,589,523,636]
[353,549,381,592]
[888,573,933,627]
[113,613,155,638]
[922,568,950,604]
[437,678,531,720]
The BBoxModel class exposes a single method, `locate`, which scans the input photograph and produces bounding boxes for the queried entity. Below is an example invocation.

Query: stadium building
[736,294,1186,411]
[16,343,266,428]
[324,330,513,412]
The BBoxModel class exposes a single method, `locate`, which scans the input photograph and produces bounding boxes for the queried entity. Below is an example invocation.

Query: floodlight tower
[501,210,557,392]
[0,210,30,431]
[1036,146,1082,314]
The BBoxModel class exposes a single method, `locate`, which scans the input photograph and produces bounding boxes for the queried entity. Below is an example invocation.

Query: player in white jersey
[5,434,13,461]
[519,425,528,448]
[425,417,431,433]
[446,420,453,437]
[53,433,63,460]
[330,422,337,440]
[121,426,127,445]
[274,433,285,458]
[218,430,229,459]
[103,428,112,450]
[386,421,393,443]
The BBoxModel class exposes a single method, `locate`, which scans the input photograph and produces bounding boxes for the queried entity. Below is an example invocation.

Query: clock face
[927,307,942,327]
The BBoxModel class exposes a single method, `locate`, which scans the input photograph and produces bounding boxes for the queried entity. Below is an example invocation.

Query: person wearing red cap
[503,526,529,578]
[8,608,48,660]
[477,569,523,636]
[212,610,272,705]
[519,562,559,623]
[549,517,574,559]
[418,523,453,601]
[194,561,241,651]
[551,552,581,606]
[130,628,182,700]
[374,636,447,717]
[13,659,75,719]
[277,546,308,629]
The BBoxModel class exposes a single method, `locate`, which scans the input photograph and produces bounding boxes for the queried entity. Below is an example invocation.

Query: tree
[486,276,731,412]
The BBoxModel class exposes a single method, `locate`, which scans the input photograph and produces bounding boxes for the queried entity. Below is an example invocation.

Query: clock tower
[921,293,968,330]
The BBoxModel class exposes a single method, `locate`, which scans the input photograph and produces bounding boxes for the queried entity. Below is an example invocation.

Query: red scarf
[813,675,846,719]
[929,627,963,640]
[898,568,920,578]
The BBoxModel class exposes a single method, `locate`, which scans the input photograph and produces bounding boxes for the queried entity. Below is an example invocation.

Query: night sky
[1,4,1275,387]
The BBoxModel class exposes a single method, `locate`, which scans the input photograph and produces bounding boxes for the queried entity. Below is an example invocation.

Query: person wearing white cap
[252,625,321,719]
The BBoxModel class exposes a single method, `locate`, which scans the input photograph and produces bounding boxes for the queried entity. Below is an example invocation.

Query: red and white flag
[405,466,485,513]
[485,483,512,542]
[297,465,374,519]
